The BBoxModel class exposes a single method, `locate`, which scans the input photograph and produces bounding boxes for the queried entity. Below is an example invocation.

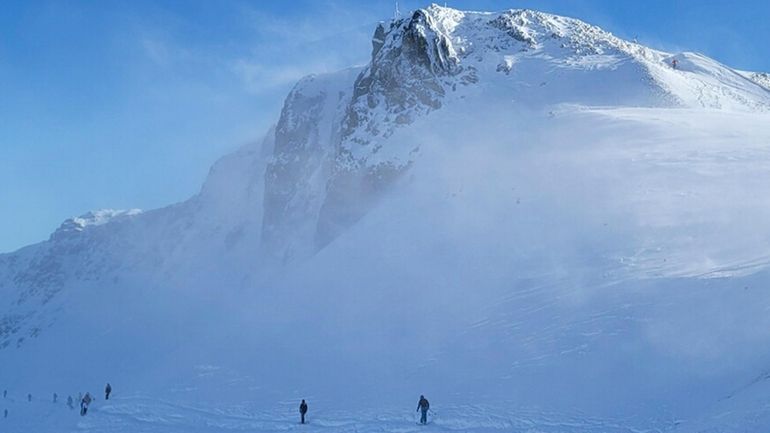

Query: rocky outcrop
[741,71,770,91]
[260,69,359,260]
[340,9,465,161]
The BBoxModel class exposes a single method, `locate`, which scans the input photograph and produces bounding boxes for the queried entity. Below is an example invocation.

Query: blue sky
[1,0,769,253]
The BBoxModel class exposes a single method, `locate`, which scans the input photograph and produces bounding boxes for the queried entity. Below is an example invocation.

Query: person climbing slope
[416,395,430,425]
[299,399,308,424]
[80,392,93,416]
[105,383,112,400]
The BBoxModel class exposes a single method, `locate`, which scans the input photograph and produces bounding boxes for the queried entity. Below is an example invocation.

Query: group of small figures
[2,383,112,418]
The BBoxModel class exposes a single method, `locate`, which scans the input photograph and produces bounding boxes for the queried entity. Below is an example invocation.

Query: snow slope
[0,394,666,433]
[2,4,770,432]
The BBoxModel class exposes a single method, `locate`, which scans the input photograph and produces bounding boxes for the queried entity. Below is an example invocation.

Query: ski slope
[1,394,667,433]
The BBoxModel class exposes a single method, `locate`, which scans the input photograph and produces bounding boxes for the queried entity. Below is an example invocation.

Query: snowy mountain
[2,5,770,432]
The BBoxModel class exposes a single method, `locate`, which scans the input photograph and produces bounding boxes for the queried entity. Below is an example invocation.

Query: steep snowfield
[2,4,770,432]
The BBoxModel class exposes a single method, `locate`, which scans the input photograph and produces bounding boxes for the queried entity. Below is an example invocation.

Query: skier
[2,390,6,398]
[105,383,112,400]
[299,399,308,424]
[80,392,93,416]
[53,392,57,403]
[67,395,74,409]
[671,59,678,69]
[416,395,430,425]
[27,393,31,402]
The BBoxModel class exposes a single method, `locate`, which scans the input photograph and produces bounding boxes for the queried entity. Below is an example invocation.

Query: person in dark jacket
[105,383,112,400]
[416,395,430,425]
[299,399,308,424]
[80,392,93,416]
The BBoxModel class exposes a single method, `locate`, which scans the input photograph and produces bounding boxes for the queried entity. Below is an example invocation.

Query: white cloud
[226,2,378,94]
[230,59,315,94]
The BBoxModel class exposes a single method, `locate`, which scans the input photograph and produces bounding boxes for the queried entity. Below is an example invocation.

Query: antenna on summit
[394,0,401,19]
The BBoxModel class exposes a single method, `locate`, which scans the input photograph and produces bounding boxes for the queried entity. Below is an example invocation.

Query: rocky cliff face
[260,69,359,260]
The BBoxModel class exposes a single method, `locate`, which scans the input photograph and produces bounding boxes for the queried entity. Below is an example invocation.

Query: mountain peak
[51,208,142,240]
[341,4,663,167]
[404,4,639,57]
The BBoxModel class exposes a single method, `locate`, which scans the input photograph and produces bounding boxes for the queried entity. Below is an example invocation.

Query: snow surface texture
[2,4,770,432]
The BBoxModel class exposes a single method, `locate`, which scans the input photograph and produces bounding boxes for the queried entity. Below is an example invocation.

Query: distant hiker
[105,383,112,400]
[671,59,678,69]
[67,395,74,409]
[53,392,57,403]
[299,399,308,424]
[416,395,430,425]
[27,393,31,402]
[80,392,93,416]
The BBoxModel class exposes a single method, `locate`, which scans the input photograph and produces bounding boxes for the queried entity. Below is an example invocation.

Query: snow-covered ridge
[340,5,660,164]
[50,209,142,240]
[339,4,769,169]
[309,4,770,251]
[739,70,770,90]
